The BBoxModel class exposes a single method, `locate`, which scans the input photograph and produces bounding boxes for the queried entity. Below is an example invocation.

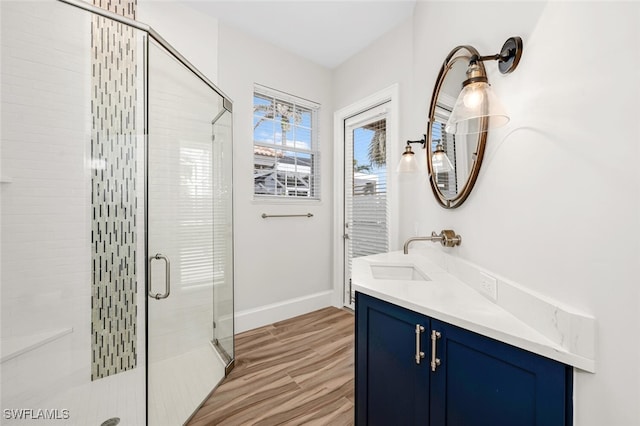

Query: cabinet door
[429,319,572,426]
[355,292,430,426]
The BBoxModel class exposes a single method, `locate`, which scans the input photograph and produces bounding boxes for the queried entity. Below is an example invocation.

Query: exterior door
[343,103,390,308]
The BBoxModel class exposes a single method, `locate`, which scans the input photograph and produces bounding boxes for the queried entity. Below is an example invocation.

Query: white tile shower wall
[1,0,93,407]
[1,1,146,423]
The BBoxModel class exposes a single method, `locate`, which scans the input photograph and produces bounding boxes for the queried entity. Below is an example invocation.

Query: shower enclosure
[0,0,234,424]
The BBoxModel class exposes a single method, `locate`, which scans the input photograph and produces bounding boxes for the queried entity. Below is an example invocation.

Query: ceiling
[185,1,416,69]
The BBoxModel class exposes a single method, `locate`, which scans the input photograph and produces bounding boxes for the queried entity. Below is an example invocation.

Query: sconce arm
[469,37,523,74]
[476,53,501,63]
[406,134,426,148]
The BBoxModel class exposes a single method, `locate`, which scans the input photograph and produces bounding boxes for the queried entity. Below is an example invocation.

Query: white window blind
[345,106,389,261]
[432,105,458,198]
[179,144,214,287]
[253,85,320,199]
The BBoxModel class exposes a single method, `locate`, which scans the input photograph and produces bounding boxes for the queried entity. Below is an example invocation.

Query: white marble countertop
[352,250,595,372]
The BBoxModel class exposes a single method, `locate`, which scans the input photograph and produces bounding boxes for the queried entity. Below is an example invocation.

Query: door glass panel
[212,110,234,363]
[344,104,389,308]
[147,39,227,425]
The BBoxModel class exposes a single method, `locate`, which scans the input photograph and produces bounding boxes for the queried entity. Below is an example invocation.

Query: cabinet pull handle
[430,330,442,372]
[415,324,425,364]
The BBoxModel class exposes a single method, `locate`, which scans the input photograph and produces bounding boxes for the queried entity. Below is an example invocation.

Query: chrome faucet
[403,230,462,254]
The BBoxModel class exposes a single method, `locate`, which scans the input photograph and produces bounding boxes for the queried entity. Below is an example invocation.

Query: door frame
[332,84,400,308]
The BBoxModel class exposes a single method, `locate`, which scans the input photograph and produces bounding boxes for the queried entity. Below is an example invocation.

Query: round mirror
[426,46,488,209]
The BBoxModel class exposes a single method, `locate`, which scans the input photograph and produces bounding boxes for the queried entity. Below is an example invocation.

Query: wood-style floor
[188,307,355,426]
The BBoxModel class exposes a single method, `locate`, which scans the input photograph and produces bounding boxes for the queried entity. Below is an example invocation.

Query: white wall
[414,2,640,424]
[336,1,640,424]
[138,0,219,84]
[217,23,334,331]
[333,17,414,251]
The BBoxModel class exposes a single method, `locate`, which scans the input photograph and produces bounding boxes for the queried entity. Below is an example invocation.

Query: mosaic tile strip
[90,0,138,380]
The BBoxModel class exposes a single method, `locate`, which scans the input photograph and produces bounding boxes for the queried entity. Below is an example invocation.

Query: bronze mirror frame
[426,45,488,209]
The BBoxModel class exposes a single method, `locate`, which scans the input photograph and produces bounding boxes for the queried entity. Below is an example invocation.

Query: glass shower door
[147,39,231,425]
[211,109,235,369]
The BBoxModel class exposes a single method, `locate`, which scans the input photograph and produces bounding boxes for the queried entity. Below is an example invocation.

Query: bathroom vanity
[352,250,595,426]
[356,293,571,425]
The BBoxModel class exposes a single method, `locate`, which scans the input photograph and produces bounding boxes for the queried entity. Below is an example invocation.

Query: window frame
[252,84,321,201]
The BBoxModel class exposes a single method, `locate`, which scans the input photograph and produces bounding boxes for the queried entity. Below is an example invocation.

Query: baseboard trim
[235,290,333,333]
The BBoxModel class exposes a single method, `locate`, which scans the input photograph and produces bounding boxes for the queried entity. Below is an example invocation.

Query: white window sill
[251,196,322,206]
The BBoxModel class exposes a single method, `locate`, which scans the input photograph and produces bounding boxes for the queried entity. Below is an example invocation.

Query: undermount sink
[370,264,431,282]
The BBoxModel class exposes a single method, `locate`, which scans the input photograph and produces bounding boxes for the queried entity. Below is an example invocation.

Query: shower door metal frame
[144,36,234,421]
[58,0,232,102]
[145,40,234,421]
[209,107,236,377]
[55,0,235,423]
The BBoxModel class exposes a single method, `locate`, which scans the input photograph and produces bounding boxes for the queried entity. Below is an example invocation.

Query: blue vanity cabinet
[355,292,573,426]
[355,292,431,425]
[428,318,572,426]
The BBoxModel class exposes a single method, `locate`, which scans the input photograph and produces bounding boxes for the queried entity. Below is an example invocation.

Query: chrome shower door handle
[148,253,171,300]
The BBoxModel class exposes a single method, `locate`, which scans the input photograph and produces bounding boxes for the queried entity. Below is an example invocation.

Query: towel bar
[261,213,313,219]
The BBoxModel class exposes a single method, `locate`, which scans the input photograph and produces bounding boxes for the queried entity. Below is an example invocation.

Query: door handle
[415,324,425,364]
[430,329,441,372]
[148,253,170,300]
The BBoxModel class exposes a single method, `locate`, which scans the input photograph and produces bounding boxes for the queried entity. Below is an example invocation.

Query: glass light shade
[445,81,509,135]
[431,145,454,173]
[397,150,418,173]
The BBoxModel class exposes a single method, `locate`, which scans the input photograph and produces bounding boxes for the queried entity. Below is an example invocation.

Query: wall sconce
[398,135,455,174]
[445,36,523,135]
[431,141,453,173]
[397,135,426,173]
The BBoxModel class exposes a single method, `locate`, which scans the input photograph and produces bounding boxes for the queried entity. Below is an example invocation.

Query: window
[253,85,320,199]
[431,104,458,199]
